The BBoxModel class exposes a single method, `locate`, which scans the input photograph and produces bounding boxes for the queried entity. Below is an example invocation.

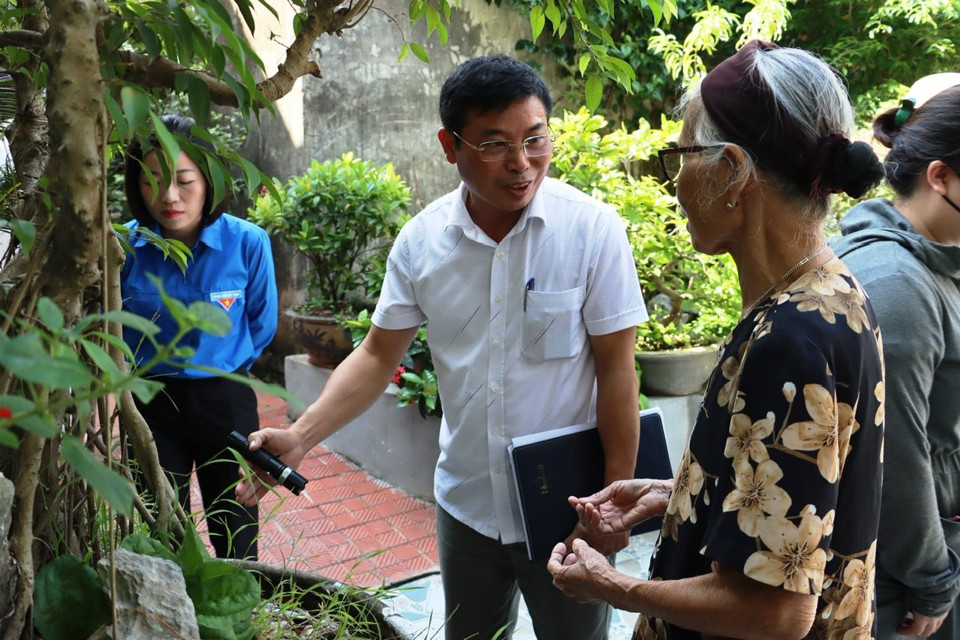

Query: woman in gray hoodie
[833,75,960,639]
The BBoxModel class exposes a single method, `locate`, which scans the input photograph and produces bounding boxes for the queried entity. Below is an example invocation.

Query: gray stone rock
[0,472,17,627]
[96,547,199,640]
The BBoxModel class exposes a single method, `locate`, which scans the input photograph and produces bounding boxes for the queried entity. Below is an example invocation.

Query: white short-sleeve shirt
[373,177,647,543]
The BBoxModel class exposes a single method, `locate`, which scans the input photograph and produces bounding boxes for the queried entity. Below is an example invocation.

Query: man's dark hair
[439,54,553,137]
[123,114,227,228]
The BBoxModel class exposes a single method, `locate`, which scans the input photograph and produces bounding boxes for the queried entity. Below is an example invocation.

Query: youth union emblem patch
[210,290,242,311]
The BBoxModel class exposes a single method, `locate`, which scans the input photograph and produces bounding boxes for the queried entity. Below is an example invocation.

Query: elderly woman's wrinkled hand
[570,478,673,535]
[546,539,617,605]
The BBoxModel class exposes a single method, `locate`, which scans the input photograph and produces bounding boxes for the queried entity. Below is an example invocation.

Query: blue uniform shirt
[120,213,278,378]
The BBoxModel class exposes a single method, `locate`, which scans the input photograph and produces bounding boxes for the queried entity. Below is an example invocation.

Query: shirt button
[496,250,504,259]
[490,383,500,393]
[494,464,504,474]
[493,426,503,436]
[492,338,501,347]
[495,294,503,303]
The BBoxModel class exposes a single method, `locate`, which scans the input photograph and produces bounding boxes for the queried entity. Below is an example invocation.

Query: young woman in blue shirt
[120,115,278,559]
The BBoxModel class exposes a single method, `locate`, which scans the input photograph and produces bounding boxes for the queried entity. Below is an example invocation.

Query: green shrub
[248,153,410,314]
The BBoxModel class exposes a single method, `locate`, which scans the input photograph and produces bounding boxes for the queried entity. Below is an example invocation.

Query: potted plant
[249,152,410,367]
[551,109,742,396]
[343,309,442,418]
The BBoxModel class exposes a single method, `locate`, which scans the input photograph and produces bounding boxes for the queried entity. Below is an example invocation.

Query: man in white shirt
[239,54,647,639]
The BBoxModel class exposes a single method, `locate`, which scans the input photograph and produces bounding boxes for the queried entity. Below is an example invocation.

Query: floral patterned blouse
[634,258,885,640]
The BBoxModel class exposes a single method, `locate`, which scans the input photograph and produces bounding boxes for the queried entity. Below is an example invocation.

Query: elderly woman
[833,74,960,639]
[547,41,886,639]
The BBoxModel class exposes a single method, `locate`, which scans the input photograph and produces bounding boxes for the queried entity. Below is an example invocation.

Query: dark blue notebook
[508,407,673,562]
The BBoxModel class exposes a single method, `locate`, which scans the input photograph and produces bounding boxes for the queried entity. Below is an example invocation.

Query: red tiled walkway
[238,391,440,587]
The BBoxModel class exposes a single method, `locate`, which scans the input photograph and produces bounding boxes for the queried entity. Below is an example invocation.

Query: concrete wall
[239,0,561,376]
[244,0,545,207]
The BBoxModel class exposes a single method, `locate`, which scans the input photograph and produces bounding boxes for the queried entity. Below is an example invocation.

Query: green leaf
[0,332,94,389]
[79,339,122,381]
[545,3,562,31]
[61,434,134,519]
[410,43,429,64]
[180,74,211,125]
[98,310,162,337]
[0,429,18,449]
[36,297,64,333]
[232,0,257,31]
[8,220,35,257]
[585,74,603,112]
[205,154,229,212]
[530,6,545,41]
[14,414,56,438]
[647,0,664,25]
[104,94,128,140]
[211,45,226,77]
[0,394,55,438]
[33,555,111,640]
[178,521,212,577]
[128,377,166,404]
[136,22,162,58]
[120,533,178,562]
[188,560,259,640]
[237,158,262,197]
[148,112,182,185]
[397,42,410,62]
[185,299,232,336]
[400,371,424,384]
[120,86,150,134]
[578,53,591,75]
[87,330,135,362]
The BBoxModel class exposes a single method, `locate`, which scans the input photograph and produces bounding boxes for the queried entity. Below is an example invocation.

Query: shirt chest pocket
[521,286,585,363]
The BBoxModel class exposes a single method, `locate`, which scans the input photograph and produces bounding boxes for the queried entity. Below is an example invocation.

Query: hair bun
[871,110,899,149]
[833,141,885,198]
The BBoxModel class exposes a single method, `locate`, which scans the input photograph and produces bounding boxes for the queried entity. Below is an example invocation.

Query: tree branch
[112,0,376,108]
[0,29,45,50]
[41,0,107,323]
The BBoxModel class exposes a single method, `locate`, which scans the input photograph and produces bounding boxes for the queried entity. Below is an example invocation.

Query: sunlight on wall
[238,3,304,148]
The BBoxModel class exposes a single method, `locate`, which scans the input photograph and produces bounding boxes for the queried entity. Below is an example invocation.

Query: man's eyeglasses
[450,130,554,163]
[657,145,725,183]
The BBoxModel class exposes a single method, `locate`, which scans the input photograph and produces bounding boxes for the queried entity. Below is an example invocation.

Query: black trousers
[134,374,259,560]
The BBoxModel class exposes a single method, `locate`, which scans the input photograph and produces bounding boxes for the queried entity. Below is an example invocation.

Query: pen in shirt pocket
[524,277,535,311]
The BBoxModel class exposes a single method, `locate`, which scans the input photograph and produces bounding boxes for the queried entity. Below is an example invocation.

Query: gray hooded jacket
[832,198,960,630]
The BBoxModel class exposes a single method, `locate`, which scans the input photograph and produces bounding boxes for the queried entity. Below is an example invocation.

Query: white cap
[893,73,960,126]
[905,72,960,109]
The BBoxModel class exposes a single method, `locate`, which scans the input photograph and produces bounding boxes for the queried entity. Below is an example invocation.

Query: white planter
[284,355,440,501]
[635,346,719,397]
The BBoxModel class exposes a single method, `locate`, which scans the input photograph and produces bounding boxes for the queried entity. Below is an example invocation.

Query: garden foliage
[550,108,742,350]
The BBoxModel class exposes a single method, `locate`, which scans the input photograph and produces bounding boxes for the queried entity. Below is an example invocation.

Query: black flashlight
[227,431,308,496]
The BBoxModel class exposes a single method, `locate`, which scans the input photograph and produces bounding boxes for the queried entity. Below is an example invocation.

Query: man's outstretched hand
[235,427,309,505]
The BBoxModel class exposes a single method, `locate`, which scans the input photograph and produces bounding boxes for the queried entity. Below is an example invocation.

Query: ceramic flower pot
[634,345,720,397]
[287,308,354,369]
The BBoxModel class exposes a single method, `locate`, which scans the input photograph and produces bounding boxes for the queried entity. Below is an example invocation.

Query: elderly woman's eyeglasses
[450,130,554,163]
[657,145,725,183]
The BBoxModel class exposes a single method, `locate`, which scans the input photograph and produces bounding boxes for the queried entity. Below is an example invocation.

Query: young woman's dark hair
[123,114,228,228]
[438,54,553,139]
[872,85,960,198]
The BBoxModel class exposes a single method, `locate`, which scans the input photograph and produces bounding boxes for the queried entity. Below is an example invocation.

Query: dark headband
[700,40,855,197]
